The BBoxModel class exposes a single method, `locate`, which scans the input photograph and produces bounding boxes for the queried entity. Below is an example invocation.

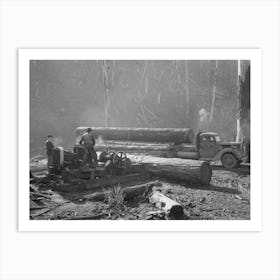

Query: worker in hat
[79,128,98,167]
[45,135,55,170]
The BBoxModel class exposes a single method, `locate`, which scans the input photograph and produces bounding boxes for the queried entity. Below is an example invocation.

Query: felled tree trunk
[76,127,194,144]
[149,191,184,219]
[53,173,151,192]
[85,181,161,201]
[122,181,160,200]
[95,141,176,157]
[129,154,212,185]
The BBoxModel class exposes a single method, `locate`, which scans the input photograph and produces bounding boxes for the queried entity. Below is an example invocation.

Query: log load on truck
[76,127,194,145]
[75,128,247,169]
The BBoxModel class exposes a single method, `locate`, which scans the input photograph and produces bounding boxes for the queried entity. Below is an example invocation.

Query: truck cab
[176,132,245,169]
[199,133,222,159]
[199,132,245,168]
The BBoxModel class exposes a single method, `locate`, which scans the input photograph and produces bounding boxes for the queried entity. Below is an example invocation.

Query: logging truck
[75,127,246,169]
[175,132,245,169]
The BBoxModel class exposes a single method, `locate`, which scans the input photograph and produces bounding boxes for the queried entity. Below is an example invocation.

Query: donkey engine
[98,151,132,175]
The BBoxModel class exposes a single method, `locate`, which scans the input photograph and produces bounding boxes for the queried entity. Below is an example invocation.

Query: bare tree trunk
[135,62,151,127]
[236,60,242,141]
[111,60,115,87]
[209,60,218,122]
[104,88,111,127]
[236,60,250,142]
[185,61,190,118]
[102,60,112,127]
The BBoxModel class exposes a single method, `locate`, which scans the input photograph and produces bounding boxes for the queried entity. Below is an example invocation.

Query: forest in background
[30,60,250,154]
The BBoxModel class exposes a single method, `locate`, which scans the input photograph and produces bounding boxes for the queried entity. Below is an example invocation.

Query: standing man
[79,128,98,167]
[45,135,54,171]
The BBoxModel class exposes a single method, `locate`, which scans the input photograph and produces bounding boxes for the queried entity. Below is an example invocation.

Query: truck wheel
[221,153,238,169]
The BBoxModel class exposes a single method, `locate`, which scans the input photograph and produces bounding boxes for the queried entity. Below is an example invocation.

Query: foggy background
[30,60,249,155]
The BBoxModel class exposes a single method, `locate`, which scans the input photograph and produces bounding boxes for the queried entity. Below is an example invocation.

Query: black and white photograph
[29,58,251,221]
[2,1,280,280]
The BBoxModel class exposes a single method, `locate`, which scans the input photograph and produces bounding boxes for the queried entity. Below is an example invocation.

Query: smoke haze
[30,60,250,153]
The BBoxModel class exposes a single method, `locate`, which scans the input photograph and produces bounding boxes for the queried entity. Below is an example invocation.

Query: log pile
[76,127,194,144]
[95,141,176,157]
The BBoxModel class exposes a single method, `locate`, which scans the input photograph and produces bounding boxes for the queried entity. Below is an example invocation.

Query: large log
[52,173,151,192]
[128,154,212,185]
[94,141,199,158]
[149,191,184,219]
[76,127,194,144]
[95,141,176,157]
[85,181,161,202]
[92,138,198,154]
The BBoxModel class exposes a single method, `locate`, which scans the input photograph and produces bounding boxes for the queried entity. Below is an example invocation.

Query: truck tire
[221,153,238,169]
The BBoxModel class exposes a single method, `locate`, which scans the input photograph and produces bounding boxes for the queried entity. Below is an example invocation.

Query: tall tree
[209,60,218,122]
[185,61,190,119]
[236,60,250,141]
[102,60,113,127]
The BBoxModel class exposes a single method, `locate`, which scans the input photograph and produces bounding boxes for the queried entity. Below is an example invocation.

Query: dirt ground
[30,157,250,220]
[164,165,250,220]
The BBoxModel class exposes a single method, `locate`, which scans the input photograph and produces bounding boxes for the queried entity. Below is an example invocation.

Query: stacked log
[95,141,176,157]
[76,127,194,145]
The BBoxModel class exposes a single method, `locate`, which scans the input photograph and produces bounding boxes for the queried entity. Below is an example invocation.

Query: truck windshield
[215,136,222,142]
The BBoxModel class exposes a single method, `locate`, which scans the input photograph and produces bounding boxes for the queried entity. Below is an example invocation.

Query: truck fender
[213,148,241,161]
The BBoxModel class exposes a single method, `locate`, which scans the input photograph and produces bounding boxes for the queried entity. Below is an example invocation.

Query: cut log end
[169,204,184,219]
[149,191,184,219]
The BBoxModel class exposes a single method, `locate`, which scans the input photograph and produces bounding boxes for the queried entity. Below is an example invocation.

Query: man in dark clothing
[45,135,54,168]
[79,128,98,167]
